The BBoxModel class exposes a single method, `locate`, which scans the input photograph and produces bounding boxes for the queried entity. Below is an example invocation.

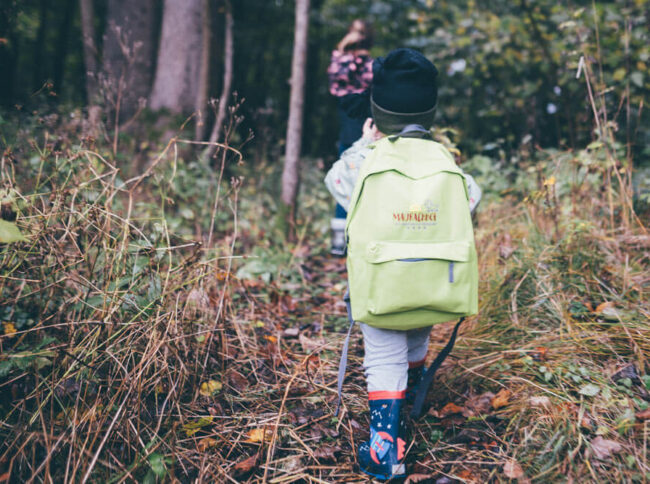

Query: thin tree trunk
[33,0,48,90]
[102,0,156,121]
[149,0,204,113]
[79,0,98,103]
[203,0,233,159]
[279,0,310,238]
[53,0,76,93]
[195,0,211,141]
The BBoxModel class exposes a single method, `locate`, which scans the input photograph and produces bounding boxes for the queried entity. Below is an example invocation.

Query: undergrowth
[0,97,649,483]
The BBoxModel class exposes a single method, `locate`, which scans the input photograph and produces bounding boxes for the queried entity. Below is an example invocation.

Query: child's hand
[362,118,382,140]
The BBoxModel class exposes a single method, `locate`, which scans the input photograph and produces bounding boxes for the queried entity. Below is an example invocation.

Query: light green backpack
[336,128,479,418]
[346,134,478,329]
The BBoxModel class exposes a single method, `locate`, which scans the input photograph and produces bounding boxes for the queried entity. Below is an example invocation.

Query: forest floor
[0,121,649,483]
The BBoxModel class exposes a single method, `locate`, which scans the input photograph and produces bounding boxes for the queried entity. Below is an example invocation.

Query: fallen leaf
[463,392,495,417]
[2,321,16,337]
[264,335,278,344]
[245,428,271,443]
[455,469,477,482]
[234,453,258,474]
[405,474,433,483]
[503,459,524,479]
[437,402,464,418]
[0,472,9,483]
[528,396,551,409]
[594,301,614,314]
[299,333,325,353]
[492,389,512,409]
[199,380,222,396]
[227,371,249,391]
[635,408,650,420]
[594,301,621,321]
[182,417,214,437]
[313,444,341,461]
[0,219,28,243]
[590,436,622,460]
[283,327,300,338]
[611,364,641,384]
[499,234,516,259]
[578,383,600,397]
[197,437,217,451]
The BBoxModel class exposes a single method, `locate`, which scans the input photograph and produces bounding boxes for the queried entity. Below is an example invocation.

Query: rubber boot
[330,218,347,256]
[406,361,426,405]
[358,395,407,480]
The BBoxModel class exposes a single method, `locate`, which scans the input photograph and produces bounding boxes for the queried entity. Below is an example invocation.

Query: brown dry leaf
[404,474,432,483]
[0,472,9,483]
[594,301,614,314]
[503,459,524,479]
[197,437,217,452]
[313,444,341,461]
[227,370,249,391]
[463,392,495,417]
[234,453,259,474]
[636,408,650,420]
[245,428,271,443]
[299,333,325,353]
[590,436,622,460]
[492,389,512,409]
[528,396,551,409]
[437,402,464,418]
[455,469,477,482]
[499,233,516,260]
[264,335,278,344]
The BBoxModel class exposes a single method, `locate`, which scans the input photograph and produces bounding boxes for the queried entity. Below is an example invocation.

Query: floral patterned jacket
[327,50,373,97]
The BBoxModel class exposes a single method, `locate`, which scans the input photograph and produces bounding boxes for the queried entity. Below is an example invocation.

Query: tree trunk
[33,0,48,90]
[280,0,310,238]
[203,0,233,159]
[149,0,204,113]
[194,0,211,141]
[79,0,99,103]
[53,0,76,94]
[102,0,156,121]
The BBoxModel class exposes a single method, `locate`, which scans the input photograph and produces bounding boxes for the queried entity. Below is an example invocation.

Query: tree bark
[194,0,211,140]
[280,0,310,237]
[79,0,99,103]
[149,0,204,113]
[102,0,156,120]
[203,0,233,158]
[53,0,76,94]
[33,0,48,90]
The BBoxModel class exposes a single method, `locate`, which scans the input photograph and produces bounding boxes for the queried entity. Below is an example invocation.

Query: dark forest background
[1,0,648,164]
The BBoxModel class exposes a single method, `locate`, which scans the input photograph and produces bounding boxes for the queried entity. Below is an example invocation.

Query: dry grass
[1,105,649,484]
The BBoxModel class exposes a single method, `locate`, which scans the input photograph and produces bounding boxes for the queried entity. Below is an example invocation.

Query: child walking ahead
[325,48,481,480]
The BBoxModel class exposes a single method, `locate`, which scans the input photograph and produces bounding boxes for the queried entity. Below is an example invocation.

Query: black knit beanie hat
[371,48,439,134]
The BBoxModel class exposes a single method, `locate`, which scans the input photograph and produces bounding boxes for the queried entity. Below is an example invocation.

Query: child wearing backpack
[324,48,481,480]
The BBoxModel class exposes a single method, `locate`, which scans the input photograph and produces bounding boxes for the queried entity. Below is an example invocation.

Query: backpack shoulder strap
[335,289,355,417]
[410,317,465,419]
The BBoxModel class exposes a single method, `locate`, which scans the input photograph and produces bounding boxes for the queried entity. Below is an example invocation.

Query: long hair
[345,19,373,51]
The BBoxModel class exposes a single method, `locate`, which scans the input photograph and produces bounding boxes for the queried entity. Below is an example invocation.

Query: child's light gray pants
[360,323,433,393]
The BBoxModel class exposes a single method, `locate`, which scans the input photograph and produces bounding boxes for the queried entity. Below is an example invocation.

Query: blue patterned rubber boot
[358,394,407,480]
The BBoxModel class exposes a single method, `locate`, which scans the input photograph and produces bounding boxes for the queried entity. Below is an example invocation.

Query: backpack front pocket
[363,241,473,315]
